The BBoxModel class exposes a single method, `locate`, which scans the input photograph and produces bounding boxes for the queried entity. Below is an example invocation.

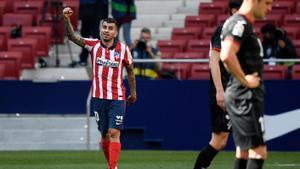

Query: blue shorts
[93,98,126,135]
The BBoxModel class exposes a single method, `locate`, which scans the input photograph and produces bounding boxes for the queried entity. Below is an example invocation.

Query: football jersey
[84,38,133,100]
[209,24,230,99]
[221,14,265,100]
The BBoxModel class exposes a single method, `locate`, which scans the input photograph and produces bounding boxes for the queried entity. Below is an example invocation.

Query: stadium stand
[0,51,22,80]
[263,64,289,80]
[0,1,5,25]
[157,40,186,53]
[0,63,5,79]
[2,13,33,26]
[0,26,10,51]
[173,52,206,59]
[13,1,44,25]
[189,63,210,80]
[171,27,201,40]
[198,1,227,15]
[291,65,300,79]
[186,39,210,53]
[7,38,38,69]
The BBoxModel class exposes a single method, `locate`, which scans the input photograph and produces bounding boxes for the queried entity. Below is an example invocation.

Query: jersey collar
[100,39,118,50]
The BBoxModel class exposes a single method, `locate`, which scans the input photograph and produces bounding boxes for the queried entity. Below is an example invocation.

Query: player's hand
[216,90,226,111]
[245,72,260,88]
[127,93,137,105]
[62,7,73,19]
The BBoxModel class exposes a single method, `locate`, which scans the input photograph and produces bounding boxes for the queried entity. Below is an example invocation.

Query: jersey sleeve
[83,38,99,52]
[210,25,222,52]
[123,45,133,66]
[221,18,248,47]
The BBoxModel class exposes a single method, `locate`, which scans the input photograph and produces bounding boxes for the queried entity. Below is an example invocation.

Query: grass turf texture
[0,151,299,169]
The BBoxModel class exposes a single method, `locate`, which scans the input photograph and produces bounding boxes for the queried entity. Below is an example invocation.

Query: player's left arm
[126,63,137,104]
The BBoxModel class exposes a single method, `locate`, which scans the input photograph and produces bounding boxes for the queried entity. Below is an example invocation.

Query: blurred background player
[220,0,273,168]
[63,7,137,169]
[70,0,108,67]
[193,0,242,168]
[112,0,136,47]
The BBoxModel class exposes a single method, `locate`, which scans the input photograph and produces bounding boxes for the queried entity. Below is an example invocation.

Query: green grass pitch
[0,151,299,169]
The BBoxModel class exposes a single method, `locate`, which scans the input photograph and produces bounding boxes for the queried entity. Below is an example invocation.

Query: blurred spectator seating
[291,65,300,79]
[263,64,288,80]
[7,38,37,69]
[189,63,210,80]
[185,14,216,28]
[3,13,33,26]
[157,40,186,53]
[171,28,201,40]
[0,27,11,51]
[0,51,22,80]
[199,1,227,15]
[22,26,52,56]
[187,39,210,54]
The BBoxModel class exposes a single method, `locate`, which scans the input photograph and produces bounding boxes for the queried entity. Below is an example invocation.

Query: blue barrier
[0,80,299,150]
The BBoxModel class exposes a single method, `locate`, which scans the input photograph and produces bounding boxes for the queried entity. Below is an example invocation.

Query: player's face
[100,22,118,42]
[253,0,273,19]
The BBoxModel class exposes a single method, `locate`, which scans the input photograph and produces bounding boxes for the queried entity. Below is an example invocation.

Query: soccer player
[63,7,137,169]
[220,0,273,168]
[193,1,242,169]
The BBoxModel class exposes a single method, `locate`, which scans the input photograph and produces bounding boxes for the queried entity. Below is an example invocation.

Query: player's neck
[238,4,255,24]
[101,39,114,49]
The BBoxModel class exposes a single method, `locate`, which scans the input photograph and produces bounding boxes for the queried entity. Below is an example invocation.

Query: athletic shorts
[93,98,126,135]
[225,91,266,151]
[210,98,231,133]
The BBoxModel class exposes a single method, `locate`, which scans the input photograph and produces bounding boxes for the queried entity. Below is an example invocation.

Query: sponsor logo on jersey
[232,21,245,37]
[96,57,119,68]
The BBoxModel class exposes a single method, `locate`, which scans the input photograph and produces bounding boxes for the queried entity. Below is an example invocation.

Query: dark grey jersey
[221,14,265,100]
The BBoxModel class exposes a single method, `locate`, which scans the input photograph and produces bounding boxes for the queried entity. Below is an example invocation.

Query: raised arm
[62,7,85,47]
[126,63,137,104]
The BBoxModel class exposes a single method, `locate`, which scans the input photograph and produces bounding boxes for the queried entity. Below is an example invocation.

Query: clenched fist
[62,7,73,19]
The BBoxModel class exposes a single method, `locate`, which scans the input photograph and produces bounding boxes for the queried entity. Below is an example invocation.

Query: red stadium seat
[13,1,44,25]
[283,14,300,27]
[0,63,5,79]
[173,52,206,59]
[263,64,288,80]
[22,26,52,56]
[297,2,300,13]
[292,40,300,58]
[37,13,64,44]
[157,40,186,53]
[272,1,295,14]
[3,13,33,26]
[283,26,300,39]
[217,14,230,25]
[7,38,38,69]
[0,1,5,25]
[0,51,22,80]
[1,0,13,12]
[255,14,282,27]
[187,39,210,54]
[202,27,216,39]
[189,63,210,80]
[171,28,201,40]
[185,15,216,28]
[162,63,191,80]
[160,52,174,59]
[199,1,227,15]
[0,26,11,51]
[291,65,300,79]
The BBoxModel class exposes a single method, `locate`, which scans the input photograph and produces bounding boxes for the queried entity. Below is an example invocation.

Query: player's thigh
[107,100,126,130]
[249,145,267,159]
[93,98,109,134]
[210,99,231,133]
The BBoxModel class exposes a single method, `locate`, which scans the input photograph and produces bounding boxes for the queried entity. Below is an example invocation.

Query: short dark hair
[102,17,119,29]
[229,0,243,10]
[141,27,151,35]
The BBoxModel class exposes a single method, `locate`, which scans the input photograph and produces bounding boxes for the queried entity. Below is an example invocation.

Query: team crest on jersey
[96,57,119,68]
[114,51,120,59]
[232,21,245,37]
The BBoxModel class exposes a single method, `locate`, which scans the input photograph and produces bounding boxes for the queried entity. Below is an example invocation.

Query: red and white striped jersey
[84,38,133,100]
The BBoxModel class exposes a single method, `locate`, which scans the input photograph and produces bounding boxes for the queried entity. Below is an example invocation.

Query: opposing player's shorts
[210,98,231,133]
[93,98,126,135]
[225,90,266,151]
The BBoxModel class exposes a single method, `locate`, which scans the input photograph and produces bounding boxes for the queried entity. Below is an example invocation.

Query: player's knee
[107,128,121,139]
[249,146,267,159]
[211,133,228,150]
[236,147,249,159]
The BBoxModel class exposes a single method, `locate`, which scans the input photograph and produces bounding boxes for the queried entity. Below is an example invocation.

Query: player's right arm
[62,7,85,47]
[210,49,225,111]
[220,38,260,88]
